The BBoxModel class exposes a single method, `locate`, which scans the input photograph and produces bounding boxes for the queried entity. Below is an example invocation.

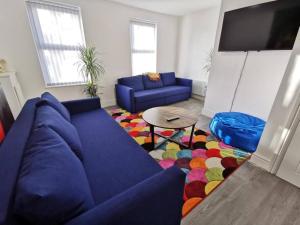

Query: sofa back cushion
[41,92,71,121]
[0,99,39,225]
[14,126,94,225]
[160,72,176,86]
[35,105,83,160]
[118,75,144,91]
[142,75,163,90]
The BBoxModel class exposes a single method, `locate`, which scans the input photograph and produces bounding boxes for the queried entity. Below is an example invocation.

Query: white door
[277,115,300,188]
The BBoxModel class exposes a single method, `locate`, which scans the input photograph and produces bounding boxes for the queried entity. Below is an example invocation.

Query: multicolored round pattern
[222,167,236,178]
[192,149,208,159]
[220,149,235,158]
[187,168,207,183]
[190,157,206,169]
[194,135,207,142]
[175,158,191,170]
[166,142,181,151]
[221,157,239,168]
[177,149,193,159]
[184,181,206,199]
[149,149,165,161]
[109,107,251,218]
[206,141,220,149]
[206,149,222,158]
[163,148,180,160]
[206,134,217,142]
[219,142,232,149]
[205,167,224,182]
[205,157,224,169]
[182,197,202,217]
[205,181,221,195]
[159,159,175,169]
[181,135,192,143]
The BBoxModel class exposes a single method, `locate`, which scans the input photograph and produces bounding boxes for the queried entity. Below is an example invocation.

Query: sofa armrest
[115,84,134,112]
[176,78,192,97]
[66,166,185,225]
[176,77,193,87]
[62,97,101,115]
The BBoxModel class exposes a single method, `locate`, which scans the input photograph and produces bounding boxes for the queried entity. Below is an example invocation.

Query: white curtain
[26,0,86,86]
[130,21,157,75]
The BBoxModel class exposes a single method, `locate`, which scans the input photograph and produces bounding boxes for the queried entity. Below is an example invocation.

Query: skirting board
[249,152,272,171]
[192,94,205,102]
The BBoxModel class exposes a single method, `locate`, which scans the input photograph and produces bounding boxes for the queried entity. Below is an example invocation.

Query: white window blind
[130,21,157,75]
[26,0,86,87]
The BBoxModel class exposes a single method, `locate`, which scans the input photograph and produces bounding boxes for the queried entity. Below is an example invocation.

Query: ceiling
[107,0,221,16]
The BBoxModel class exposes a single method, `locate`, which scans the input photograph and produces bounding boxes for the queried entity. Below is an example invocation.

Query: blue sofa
[116,72,192,113]
[0,92,185,225]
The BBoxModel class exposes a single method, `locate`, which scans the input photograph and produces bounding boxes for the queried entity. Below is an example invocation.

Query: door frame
[270,102,300,174]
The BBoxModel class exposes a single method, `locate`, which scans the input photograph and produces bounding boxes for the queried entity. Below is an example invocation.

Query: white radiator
[192,80,207,97]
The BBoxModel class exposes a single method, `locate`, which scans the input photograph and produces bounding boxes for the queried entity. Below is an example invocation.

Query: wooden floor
[108,98,300,225]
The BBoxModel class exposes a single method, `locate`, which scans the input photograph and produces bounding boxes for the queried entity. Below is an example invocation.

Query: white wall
[250,31,300,171]
[0,0,179,106]
[203,0,292,120]
[231,51,291,120]
[177,6,220,82]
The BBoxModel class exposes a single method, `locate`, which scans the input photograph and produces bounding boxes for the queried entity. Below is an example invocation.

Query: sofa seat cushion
[71,109,162,204]
[41,92,71,121]
[35,105,83,160]
[134,86,191,103]
[142,75,164,89]
[160,72,176,86]
[14,126,94,225]
[118,75,144,91]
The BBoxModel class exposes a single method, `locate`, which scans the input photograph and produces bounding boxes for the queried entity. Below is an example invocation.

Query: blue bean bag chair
[209,112,266,153]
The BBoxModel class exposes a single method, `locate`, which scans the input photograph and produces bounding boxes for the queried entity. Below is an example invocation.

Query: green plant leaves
[77,46,105,97]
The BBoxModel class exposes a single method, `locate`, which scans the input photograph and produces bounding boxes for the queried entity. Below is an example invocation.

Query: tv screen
[219,0,300,51]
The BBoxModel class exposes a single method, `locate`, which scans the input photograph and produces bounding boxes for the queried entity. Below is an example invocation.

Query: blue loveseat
[116,72,192,113]
[0,92,185,225]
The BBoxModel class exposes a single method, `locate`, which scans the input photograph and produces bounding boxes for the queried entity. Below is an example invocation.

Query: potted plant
[202,49,213,73]
[77,46,105,97]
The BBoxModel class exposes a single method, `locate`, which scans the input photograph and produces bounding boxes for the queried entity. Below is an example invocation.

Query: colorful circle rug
[109,107,251,217]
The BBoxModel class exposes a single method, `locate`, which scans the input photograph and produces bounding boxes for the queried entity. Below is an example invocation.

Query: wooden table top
[142,106,198,129]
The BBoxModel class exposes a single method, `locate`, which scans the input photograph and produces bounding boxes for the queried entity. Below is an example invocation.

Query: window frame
[129,19,158,76]
[26,0,87,88]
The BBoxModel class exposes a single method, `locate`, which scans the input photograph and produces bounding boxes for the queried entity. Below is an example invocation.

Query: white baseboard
[249,153,272,171]
[192,94,205,101]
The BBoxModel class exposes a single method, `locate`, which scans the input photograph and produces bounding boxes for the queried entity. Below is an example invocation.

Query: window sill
[45,82,87,88]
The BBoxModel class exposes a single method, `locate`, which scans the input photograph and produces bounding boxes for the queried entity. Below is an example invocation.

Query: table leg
[150,124,155,150]
[188,125,195,149]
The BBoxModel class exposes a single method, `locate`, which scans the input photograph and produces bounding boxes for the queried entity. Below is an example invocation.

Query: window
[130,21,157,75]
[26,0,86,86]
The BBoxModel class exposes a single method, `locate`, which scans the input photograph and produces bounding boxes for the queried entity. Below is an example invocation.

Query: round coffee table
[142,106,198,150]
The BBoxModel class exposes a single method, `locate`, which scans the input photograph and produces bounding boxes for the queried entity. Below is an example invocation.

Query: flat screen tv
[219,0,300,52]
